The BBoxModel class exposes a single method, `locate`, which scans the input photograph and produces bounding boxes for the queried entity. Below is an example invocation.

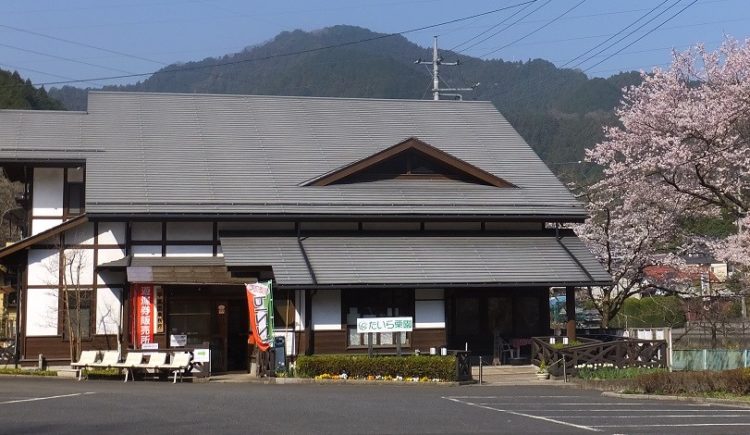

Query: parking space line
[561,414,748,418]
[508,408,750,412]
[476,402,648,406]
[0,392,95,405]
[443,396,600,432]
[591,423,750,428]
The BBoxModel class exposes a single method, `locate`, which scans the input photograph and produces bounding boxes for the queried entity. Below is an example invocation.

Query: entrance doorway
[446,289,549,357]
[166,285,249,373]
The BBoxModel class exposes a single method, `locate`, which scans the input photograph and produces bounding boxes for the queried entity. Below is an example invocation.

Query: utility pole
[415,36,477,101]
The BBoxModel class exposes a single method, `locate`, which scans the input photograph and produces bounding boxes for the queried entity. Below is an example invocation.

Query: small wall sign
[170,334,188,347]
[356,317,413,334]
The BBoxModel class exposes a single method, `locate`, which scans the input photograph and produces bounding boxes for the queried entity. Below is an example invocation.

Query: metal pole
[432,36,439,100]
[479,356,483,385]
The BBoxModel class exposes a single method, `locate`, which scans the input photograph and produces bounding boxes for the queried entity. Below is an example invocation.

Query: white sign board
[193,348,211,363]
[141,342,159,350]
[356,317,413,334]
[170,334,188,347]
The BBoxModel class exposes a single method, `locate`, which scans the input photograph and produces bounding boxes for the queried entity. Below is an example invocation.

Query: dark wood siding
[311,330,346,354]
[411,328,447,350]
[23,335,120,363]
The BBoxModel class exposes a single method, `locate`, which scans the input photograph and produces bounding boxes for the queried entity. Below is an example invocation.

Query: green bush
[577,366,666,380]
[633,368,750,395]
[296,355,456,381]
[82,368,120,377]
[0,367,57,376]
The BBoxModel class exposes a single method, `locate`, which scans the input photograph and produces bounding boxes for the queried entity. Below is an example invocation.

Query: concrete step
[472,365,548,385]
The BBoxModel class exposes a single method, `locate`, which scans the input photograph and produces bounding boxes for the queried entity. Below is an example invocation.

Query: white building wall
[31,219,62,236]
[312,290,341,331]
[165,245,213,256]
[98,222,127,245]
[32,168,64,218]
[27,249,59,286]
[132,245,161,257]
[95,287,122,335]
[166,222,213,240]
[65,222,95,245]
[26,288,59,336]
[62,248,95,286]
[131,222,161,240]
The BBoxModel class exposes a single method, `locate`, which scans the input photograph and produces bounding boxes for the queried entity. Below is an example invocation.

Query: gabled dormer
[302,137,516,188]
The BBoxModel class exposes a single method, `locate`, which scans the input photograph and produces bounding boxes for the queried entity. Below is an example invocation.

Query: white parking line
[476,402,648,406]
[592,423,750,428]
[510,408,750,412]
[562,414,748,419]
[443,396,600,432]
[0,392,94,405]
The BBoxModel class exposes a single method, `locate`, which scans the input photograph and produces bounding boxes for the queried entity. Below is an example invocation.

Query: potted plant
[536,361,549,380]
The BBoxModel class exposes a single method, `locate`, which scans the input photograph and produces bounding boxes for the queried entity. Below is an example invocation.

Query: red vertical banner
[130,284,154,348]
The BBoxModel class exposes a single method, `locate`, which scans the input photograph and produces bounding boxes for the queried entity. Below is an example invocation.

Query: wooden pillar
[565,286,576,341]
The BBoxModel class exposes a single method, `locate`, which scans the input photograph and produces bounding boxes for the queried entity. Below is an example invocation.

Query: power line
[480,0,588,58]
[457,0,551,54]
[560,0,671,68]
[0,42,136,75]
[584,0,698,72]
[569,0,685,70]
[1,63,79,83]
[0,23,167,66]
[449,1,537,52]
[1,1,534,89]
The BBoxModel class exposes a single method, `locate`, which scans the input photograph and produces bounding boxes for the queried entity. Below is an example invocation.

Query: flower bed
[296,354,456,381]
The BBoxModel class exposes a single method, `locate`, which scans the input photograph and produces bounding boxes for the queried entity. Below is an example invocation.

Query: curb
[601,391,750,408]
[210,377,471,386]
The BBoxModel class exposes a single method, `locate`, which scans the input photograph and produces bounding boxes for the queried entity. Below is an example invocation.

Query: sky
[1,0,748,88]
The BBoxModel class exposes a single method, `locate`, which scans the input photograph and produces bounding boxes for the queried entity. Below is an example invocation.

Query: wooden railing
[532,336,667,376]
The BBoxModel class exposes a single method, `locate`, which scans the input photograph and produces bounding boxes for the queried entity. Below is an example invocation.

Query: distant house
[0,92,609,370]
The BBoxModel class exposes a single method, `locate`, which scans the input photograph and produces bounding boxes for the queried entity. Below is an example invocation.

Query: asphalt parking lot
[2,377,750,434]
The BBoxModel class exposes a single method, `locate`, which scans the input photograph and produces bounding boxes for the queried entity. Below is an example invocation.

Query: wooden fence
[532,336,667,376]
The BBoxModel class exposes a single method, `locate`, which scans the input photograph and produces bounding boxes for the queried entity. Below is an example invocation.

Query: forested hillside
[45,25,642,181]
[0,69,63,110]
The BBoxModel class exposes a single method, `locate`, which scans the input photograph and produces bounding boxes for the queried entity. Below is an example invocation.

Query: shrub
[577,367,666,380]
[296,355,456,381]
[0,367,57,376]
[82,368,120,377]
[633,368,750,395]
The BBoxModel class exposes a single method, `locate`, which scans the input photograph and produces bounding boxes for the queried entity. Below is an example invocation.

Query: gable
[303,137,516,188]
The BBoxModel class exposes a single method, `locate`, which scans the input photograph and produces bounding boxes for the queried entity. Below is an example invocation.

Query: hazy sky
[1,0,748,88]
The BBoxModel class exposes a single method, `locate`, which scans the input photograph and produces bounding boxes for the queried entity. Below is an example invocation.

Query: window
[65,167,85,216]
[343,289,414,348]
[168,300,211,346]
[63,289,92,339]
[274,289,296,329]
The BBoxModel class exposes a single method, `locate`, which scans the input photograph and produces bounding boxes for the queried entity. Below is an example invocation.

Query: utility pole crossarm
[415,36,476,101]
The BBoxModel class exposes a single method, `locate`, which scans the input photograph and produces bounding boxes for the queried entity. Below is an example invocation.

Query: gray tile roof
[0,91,584,218]
[220,233,611,287]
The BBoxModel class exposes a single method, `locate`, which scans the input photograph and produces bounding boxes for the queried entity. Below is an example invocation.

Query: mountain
[0,69,64,110]
[48,25,643,181]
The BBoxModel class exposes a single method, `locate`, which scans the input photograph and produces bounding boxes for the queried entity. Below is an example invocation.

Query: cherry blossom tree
[575,179,689,328]
[577,38,750,327]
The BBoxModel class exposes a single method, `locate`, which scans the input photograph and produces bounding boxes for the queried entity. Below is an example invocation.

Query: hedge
[632,368,750,395]
[296,355,456,381]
